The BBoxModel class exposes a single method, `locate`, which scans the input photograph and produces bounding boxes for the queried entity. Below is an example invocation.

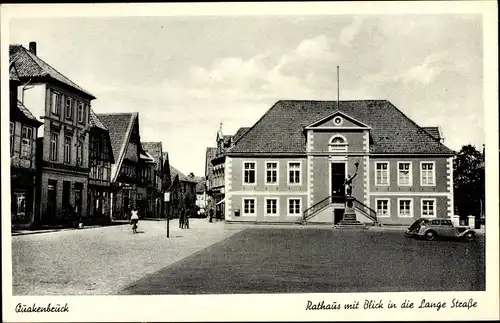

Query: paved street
[11,219,242,295]
[120,228,485,294]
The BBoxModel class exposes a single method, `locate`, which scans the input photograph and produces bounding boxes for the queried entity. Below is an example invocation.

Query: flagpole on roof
[337,66,340,110]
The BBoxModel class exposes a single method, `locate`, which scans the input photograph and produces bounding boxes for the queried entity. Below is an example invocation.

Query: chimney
[29,42,37,56]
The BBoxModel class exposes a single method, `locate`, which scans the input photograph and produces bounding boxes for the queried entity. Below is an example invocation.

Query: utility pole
[337,65,340,109]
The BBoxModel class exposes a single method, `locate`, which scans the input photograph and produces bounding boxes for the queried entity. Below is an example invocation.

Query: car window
[442,220,452,226]
[431,220,440,225]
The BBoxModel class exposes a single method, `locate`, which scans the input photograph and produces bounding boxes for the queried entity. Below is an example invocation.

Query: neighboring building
[195,178,207,211]
[87,109,115,224]
[137,150,155,218]
[10,42,95,225]
[225,100,455,225]
[166,166,197,218]
[97,112,145,219]
[9,63,43,228]
[204,147,216,210]
[141,142,164,218]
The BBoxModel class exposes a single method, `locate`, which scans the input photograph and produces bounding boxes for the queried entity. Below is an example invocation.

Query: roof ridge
[111,113,137,182]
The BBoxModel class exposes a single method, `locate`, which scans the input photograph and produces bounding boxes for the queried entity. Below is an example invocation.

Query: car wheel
[425,231,436,241]
[465,232,475,242]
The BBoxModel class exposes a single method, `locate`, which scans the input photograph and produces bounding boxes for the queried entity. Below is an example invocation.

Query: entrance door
[331,162,346,198]
[334,209,344,224]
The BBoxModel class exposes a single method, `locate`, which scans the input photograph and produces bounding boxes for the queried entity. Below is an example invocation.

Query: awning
[216,198,225,206]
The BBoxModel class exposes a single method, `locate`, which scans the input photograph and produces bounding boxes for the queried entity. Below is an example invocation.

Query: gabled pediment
[305,110,371,129]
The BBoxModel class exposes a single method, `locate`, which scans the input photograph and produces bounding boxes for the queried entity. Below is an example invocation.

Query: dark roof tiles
[229,100,454,155]
[97,113,136,167]
[9,44,95,99]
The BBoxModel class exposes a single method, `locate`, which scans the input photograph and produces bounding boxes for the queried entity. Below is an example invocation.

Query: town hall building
[224,100,455,225]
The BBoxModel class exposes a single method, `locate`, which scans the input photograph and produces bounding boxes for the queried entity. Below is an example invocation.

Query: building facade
[166,166,198,218]
[225,100,455,225]
[88,109,115,224]
[97,112,144,219]
[10,64,43,228]
[141,142,164,218]
[10,42,95,226]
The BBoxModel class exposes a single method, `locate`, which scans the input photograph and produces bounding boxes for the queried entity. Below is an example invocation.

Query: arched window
[329,135,348,153]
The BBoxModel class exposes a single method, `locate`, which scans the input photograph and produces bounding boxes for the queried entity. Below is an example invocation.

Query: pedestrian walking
[130,207,139,234]
[209,207,214,223]
[179,207,184,229]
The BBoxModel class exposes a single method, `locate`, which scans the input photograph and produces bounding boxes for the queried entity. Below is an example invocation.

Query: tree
[453,144,485,223]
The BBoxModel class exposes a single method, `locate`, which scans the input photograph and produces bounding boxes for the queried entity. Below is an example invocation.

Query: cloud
[340,17,364,47]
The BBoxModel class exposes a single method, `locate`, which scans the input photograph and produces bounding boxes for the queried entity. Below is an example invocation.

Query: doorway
[331,162,346,198]
[334,208,344,224]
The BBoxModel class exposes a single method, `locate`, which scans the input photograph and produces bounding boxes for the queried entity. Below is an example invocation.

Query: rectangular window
[375,162,389,186]
[21,126,33,159]
[421,199,436,217]
[398,199,413,217]
[50,133,58,161]
[421,162,436,186]
[266,162,278,184]
[65,97,73,119]
[265,198,278,216]
[243,162,256,184]
[78,102,84,123]
[51,92,60,115]
[64,136,71,164]
[10,122,14,155]
[243,198,256,215]
[375,199,390,217]
[397,162,412,186]
[76,142,83,166]
[14,192,26,216]
[288,162,301,184]
[288,198,301,215]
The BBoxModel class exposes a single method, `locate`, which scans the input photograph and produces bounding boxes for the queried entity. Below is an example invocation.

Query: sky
[8,14,484,176]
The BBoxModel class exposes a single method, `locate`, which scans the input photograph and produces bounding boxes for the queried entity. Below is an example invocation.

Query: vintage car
[405,218,476,242]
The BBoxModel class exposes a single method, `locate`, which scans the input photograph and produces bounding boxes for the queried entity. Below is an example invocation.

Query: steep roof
[142,142,163,169]
[233,127,250,143]
[9,44,95,99]
[228,100,454,155]
[97,112,138,181]
[11,100,43,126]
[170,165,197,183]
[89,109,107,131]
[422,127,442,141]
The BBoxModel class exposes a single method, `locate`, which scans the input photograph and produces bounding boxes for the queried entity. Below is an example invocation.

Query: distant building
[10,42,95,226]
[225,100,455,225]
[88,109,115,224]
[9,63,43,228]
[206,125,249,219]
[204,147,216,210]
[195,177,207,211]
[166,166,197,218]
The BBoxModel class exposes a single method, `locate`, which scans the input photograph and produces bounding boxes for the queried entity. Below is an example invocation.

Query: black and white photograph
[1,2,498,322]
